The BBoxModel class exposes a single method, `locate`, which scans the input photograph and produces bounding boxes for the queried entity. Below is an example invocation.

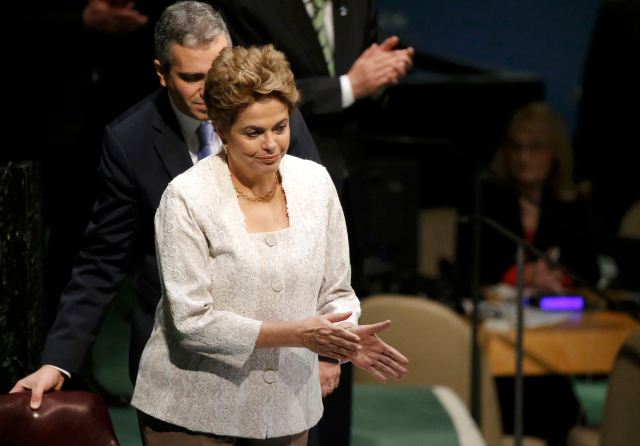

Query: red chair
[0,391,120,446]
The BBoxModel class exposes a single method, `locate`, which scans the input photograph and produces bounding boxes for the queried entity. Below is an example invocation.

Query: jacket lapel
[152,90,193,180]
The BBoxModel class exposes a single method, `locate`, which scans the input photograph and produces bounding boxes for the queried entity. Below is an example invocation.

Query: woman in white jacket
[132,44,408,446]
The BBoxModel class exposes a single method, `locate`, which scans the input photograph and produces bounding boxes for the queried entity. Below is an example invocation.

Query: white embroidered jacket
[131,154,361,438]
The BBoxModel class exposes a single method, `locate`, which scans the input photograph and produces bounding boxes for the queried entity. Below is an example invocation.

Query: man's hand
[9,366,65,410]
[82,0,148,34]
[319,360,341,397]
[348,35,415,99]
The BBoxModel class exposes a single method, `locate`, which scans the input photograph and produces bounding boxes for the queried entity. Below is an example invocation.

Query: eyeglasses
[503,140,550,154]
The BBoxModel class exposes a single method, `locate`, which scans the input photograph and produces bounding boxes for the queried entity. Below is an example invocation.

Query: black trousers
[308,363,353,446]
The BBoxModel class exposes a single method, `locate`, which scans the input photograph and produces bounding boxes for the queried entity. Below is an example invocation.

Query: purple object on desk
[538,296,585,311]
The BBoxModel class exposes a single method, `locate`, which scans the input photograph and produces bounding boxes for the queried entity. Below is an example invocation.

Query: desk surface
[482,310,639,376]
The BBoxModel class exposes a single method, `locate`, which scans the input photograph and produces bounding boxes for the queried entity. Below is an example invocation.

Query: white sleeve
[316,171,361,326]
[154,185,262,369]
[340,75,356,109]
[44,364,71,379]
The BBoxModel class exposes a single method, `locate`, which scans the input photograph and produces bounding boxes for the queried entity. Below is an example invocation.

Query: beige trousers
[138,411,309,446]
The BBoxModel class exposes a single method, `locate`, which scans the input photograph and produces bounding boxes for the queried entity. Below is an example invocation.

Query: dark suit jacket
[40,88,320,381]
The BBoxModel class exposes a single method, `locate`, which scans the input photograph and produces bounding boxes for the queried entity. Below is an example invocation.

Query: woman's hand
[319,360,341,397]
[347,321,409,382]
[526,259,564,292]
[298,312,361,361]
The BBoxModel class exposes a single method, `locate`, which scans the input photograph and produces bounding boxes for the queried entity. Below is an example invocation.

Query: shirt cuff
[340,75,355,109]
[44,364,71,379]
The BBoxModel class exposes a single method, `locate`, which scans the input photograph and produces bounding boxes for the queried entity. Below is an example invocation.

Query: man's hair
[154,1,231,70]
[204,45,300,131]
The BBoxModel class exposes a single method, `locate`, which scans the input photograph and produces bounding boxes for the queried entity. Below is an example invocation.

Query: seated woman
[458,102,598,446]
[131,45,408,445]
[458,101,599,293]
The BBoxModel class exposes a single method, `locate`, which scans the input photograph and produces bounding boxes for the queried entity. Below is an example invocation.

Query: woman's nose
[262,132,276,150]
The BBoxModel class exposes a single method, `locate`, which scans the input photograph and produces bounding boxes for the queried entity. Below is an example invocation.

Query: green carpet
[92,283,140,446]
[573,377,608,427]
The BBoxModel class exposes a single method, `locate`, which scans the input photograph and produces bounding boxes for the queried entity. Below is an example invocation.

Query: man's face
[154,37,228,120]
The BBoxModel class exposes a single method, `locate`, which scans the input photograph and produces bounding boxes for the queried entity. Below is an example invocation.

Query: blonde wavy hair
[204,45,300,131]
[491,101,577,201]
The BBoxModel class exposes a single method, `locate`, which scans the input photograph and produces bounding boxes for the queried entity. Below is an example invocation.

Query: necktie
[196,121,214,161]
[309,0,335,77]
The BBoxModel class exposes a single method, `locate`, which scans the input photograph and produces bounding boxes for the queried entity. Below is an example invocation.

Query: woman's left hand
[343,321,409,382]
[319,360,341,397]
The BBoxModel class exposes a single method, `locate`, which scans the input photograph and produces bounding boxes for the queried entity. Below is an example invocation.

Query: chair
[618,200,640,239]
[0,391,120,446]
[418,207,459,279]
[354,294,546,446]
[568,329,640,446]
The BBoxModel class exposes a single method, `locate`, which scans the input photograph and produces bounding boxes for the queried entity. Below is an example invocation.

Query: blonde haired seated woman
[131,45,409,446]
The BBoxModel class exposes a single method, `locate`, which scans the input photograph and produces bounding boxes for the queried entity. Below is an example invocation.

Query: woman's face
[504,121,555,190]
[220,97,290,179]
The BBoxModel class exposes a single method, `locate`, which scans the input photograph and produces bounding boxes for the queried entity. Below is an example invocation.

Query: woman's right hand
[298,312,361,361]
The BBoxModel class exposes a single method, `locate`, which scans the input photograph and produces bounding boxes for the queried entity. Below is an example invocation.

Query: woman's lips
[256,153,281,163]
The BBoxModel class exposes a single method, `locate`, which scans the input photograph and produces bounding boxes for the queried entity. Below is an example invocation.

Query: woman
[459,101,598,291]
[461,102,596,445]
[131,45,408,445]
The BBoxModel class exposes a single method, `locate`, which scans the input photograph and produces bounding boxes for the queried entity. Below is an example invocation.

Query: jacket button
[265,236,277,247]
[272,279,284,292]
[264,369,277,384]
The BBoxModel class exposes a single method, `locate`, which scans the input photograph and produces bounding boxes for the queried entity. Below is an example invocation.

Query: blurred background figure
[455,101,599,446]
[462,101,599,292]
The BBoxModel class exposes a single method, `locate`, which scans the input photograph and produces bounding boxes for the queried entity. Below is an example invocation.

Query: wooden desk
[482,311,639,376]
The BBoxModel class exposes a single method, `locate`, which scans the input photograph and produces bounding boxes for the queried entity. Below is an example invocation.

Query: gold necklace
[233,172,281,202]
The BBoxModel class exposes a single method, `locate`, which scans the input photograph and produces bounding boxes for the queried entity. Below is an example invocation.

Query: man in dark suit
[10,1,320,409]
[207,2,413,444]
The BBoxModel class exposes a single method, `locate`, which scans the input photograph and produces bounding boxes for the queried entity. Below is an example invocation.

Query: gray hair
[154,1,231,70]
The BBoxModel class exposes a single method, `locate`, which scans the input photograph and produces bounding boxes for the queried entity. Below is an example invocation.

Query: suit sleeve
[154,185,262,369]
[316,170,361,325]
[296,76,343,116]
[40,126,139,375]
[288,107,322,163]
